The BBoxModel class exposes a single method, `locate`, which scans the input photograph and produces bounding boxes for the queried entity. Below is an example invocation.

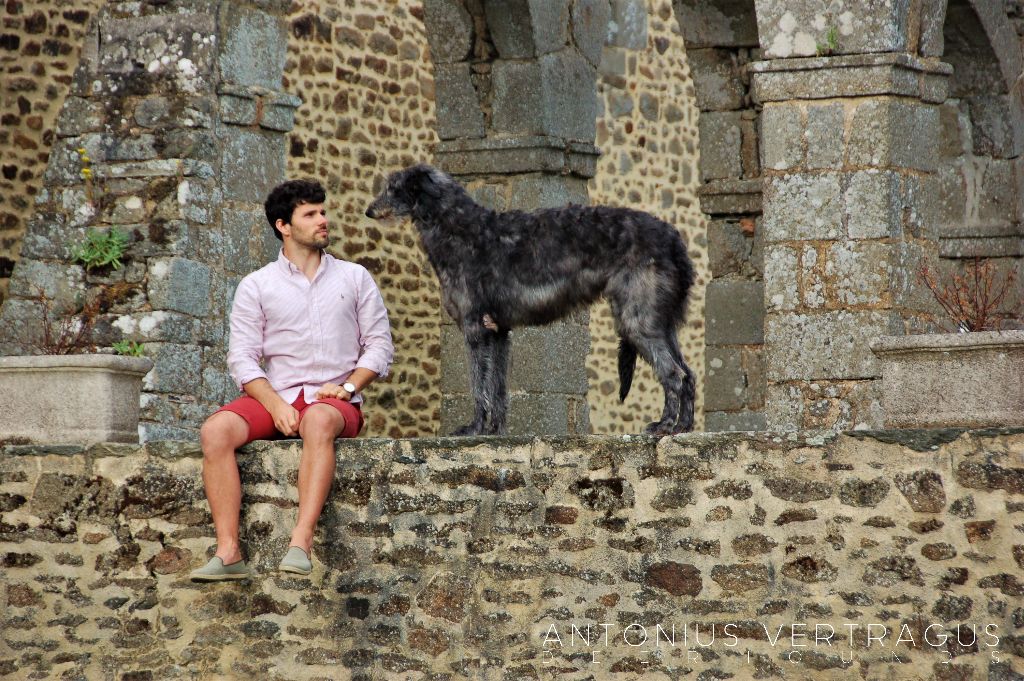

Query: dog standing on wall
[366,164,696,436]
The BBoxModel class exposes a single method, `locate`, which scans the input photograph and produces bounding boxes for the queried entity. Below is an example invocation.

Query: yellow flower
[81,168,92,178]
[80,155,90,163]
[77,147,87,155]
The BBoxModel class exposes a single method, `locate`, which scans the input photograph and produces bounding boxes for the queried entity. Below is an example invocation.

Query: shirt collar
[276,249,330,277]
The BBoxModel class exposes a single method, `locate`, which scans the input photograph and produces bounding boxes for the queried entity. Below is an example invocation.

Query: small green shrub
[112,340,145,357]
[73,228,129,271]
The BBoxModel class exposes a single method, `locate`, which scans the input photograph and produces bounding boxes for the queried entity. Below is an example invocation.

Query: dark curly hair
[264,179,327,241]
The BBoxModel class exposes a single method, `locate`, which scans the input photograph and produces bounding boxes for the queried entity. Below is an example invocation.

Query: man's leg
[199,411,250,563]
[290,403,346,552]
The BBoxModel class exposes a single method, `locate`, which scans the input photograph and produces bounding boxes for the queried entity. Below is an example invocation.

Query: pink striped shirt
[226,250,394,405]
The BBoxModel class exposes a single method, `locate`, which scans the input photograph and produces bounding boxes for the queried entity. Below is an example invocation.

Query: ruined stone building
[0,0,1022,439]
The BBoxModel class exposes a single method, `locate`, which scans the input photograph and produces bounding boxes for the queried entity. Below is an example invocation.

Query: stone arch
[935,0,1024,267]
[672,0,766,432]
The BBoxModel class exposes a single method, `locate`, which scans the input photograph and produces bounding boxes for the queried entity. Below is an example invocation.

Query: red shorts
[217,392,363,443]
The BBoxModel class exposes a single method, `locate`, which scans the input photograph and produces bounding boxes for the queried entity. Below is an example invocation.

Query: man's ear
[276,219,291,238]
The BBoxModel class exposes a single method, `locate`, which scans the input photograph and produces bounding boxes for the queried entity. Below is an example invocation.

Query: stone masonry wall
[2,429,1023,679]
[0,0,107,303]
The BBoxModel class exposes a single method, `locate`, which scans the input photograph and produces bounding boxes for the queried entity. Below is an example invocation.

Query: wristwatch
[343,382,357,395]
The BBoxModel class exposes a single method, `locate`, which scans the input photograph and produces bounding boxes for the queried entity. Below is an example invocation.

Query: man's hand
[268,401,300,436]
[315,382,351,401]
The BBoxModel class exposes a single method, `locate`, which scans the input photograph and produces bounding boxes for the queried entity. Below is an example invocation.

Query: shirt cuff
[356,358,390,380]
[234,369,268,391]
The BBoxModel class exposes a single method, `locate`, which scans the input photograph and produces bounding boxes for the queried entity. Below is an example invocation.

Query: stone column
[423,0,608,435]
[751,2,951,430]
[674,0,767,432]
[0,0,298,439]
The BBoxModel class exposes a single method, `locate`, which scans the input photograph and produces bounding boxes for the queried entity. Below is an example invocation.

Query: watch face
[343,382,356,393]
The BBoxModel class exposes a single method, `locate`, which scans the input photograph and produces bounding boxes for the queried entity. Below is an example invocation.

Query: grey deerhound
[366,164,695,436]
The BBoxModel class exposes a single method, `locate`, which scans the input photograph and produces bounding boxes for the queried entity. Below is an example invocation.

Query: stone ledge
[697,178,762,215]
[750,53,953,104]
[434,136,601,177]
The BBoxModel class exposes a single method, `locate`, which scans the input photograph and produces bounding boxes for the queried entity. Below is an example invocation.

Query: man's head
[265,179,328,243]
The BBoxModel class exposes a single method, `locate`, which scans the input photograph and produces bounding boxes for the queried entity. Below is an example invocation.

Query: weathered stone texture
[2,430,1020,678]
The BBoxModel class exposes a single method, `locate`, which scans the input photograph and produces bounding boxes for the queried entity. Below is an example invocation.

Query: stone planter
[870,330,1024,428]
[0,355,154,444]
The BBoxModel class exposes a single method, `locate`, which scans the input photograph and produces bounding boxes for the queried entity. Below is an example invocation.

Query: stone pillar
[423,0,607,435]
[673,0,767,431]
[751,3,951,430]
[0,0,298,440]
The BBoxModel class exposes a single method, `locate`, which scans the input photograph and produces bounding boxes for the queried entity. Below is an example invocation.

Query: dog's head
[365,164,453,220]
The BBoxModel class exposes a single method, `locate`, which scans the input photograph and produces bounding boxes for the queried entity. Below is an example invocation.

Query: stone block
[966,158,1017,231]
[754,0,911,58]
[704,346,744,411]
[742,347,766,408]
[763,244,798,312]
[571,0,610,67]
[491,61,546,135]
[219,6,287,89]
[99,12,216,78]
[607,0,647,49]
[134,97,171,128]
[56,97,104,136]
[508,322,590,394]
[673,0,759,48]
[843,170,901,239]
[687,48,746,112]
[110,311,198,344]
[764,383,802,431]
[221,128,286,203]
[222,209,265,275]
[763,173,842,241]
[708,219,753,278]
[847,98,938,171]
[966,95,1020,159]
[705,280,764,345]
[143,343,202,394]
[805,103,843,169]
[484,0,569,58]
[765,311,896,381]
[705,410,767,432]
[220,94,258,125]
[698,111,743,181]
[147,257,211,317]
[433,63,485,140]
[508,175,589,209]
[933,163,967,236]
[260,102,297,133]
[539,51,598,141]
[697,179,762,215]
[8,259,83,303]
[423,0,473,63]
[919,0,947,57]
[823,241,894,308]
[759,104,803,171]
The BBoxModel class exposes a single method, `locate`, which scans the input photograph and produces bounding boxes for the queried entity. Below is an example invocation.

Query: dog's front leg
[452,323,492,436]
[484,331,510,435]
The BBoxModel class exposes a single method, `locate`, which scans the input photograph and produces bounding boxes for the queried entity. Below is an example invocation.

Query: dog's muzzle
[365,204,391,219]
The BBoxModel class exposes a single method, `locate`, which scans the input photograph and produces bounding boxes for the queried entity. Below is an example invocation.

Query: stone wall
[2,430,1023,679]
[0,0,107,302]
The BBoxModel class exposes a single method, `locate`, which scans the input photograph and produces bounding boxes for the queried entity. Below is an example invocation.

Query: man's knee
[300,404,345,439]
[200,412,248,456]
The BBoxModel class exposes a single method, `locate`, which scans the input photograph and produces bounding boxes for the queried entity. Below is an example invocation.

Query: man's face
[283,201,329,249]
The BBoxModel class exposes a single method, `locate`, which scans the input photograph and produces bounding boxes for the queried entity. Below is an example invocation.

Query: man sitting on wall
[190,179,394,581]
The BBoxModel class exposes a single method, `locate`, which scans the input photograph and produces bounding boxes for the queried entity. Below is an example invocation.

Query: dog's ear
[411,164,444,200]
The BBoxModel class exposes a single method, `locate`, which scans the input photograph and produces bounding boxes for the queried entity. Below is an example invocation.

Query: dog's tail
[618,338,637,402]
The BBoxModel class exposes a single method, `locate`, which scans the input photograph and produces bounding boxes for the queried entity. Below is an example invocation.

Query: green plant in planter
[73,227,129,271]
[112,340,145,357]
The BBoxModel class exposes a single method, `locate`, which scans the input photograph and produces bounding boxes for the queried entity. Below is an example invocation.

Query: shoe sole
[278,564,311,575]
[190,572,250,582]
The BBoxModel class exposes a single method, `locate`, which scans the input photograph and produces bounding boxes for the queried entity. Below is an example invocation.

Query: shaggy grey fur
[366,164,696,436]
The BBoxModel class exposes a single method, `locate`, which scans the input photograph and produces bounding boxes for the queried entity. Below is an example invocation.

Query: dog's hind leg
[633,334,686,435]
[666,332,696,432]
[484,331,510,435]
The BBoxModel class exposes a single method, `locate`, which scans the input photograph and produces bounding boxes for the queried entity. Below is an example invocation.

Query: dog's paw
[643,421,676,436]
[452,424,483,436]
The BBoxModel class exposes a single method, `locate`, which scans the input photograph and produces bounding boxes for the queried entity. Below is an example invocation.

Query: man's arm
[314,367,379,401]
[353,266,395,377]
